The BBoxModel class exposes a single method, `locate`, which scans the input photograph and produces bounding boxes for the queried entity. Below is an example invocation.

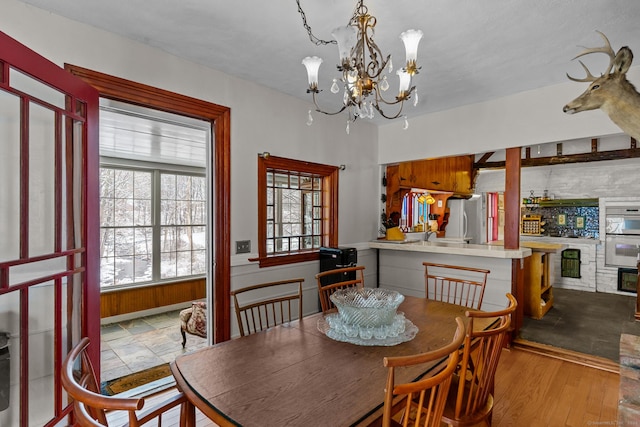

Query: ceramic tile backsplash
[521,206,599,238]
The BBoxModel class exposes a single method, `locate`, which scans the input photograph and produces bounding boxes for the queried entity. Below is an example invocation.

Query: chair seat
[180,302,207,347]
[441,375,494,426]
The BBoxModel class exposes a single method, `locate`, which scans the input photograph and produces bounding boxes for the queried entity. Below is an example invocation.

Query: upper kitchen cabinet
[385,155,476,215]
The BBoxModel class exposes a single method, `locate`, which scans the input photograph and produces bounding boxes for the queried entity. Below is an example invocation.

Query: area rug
[102,363,172,396]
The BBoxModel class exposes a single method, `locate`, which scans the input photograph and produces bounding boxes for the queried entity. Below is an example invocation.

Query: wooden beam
[556,143,563,156]
[591,138,598,152]
[475,152,495,165]
[476,147,640,169]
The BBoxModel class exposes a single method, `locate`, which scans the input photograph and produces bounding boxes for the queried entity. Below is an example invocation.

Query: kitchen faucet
[424,231,435,241]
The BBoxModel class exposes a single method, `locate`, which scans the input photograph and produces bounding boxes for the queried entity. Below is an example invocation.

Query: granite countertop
[369,240,531,259]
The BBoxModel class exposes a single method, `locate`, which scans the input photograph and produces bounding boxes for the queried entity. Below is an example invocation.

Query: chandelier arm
[374,86,416,106]
[310,91,350,116]
[373,101,406,120]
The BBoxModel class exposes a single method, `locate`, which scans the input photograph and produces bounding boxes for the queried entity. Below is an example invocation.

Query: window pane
[274,173,288,188]
[160,252,177,279]
[176,175,191,200]
[134,171,152,199]
[114,198,133,226]
[161,174,176,199]
[192,226,206,250]
[161,227,177,252]
[134,199,152,225]
[161,200,177,225]
[113,169,133,199]
[191,201,206,224]
[114,229,134,256]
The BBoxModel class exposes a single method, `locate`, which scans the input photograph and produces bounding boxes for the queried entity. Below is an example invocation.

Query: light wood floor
[113,347,619,426]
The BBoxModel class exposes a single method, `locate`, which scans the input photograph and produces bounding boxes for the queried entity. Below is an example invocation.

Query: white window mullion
[152,170,162,281]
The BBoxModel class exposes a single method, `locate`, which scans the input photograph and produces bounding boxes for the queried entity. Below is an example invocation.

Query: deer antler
[566,31,616,82]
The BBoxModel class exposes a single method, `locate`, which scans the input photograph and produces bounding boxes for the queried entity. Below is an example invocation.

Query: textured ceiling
[18,0,640,125]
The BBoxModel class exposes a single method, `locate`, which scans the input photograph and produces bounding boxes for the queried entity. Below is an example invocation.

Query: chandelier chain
[296,0,363,46]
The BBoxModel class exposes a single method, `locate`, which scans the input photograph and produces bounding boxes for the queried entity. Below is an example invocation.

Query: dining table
[170,296,496,427]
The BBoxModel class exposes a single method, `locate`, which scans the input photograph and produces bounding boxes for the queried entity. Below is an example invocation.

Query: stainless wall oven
[605,207,640,267]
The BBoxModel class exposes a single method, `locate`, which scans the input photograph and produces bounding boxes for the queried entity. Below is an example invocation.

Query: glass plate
[317,313,419,346]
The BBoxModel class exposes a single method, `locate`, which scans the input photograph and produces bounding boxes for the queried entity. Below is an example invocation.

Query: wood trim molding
[64,64,232,342]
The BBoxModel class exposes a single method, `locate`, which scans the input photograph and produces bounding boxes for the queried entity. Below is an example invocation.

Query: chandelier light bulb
[307,110,314,126]
[332,25,357,64]
[403,116,409,130]
[302,56,323,90]
[397,69,412,95]
[413,91,419,107]
[388,57,393,73]
[400,29,424,69]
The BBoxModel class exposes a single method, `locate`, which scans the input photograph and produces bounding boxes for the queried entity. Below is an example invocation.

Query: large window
[255,155,339,267]
[99,99,209,288]
[99,167,207,288]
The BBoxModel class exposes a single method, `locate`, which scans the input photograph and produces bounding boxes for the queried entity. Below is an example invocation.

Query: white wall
[377,69,639,164]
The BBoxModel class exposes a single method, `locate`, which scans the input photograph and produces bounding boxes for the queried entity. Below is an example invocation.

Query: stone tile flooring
[100,309,208,382]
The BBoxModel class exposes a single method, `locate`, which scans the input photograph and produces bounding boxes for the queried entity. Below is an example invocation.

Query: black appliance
[319,247,357,287]
[618,268,638,293]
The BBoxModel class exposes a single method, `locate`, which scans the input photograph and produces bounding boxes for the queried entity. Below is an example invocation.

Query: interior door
[0,31,98,426]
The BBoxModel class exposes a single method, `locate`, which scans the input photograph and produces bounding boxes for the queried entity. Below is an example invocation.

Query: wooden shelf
[524,251,554,319]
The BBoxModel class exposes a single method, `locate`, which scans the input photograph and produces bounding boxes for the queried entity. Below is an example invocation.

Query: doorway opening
[97,99,211,387]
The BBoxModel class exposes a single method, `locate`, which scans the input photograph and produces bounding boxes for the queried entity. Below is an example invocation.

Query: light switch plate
[236,240,251,254]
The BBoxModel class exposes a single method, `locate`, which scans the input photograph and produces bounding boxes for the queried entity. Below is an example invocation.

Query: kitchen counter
[369,240,531,259]
[371,239,531,312]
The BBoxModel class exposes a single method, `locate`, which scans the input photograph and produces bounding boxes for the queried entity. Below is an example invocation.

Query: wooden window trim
[252,155,339,268]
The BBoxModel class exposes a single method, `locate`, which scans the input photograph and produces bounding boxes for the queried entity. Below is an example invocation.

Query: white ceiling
[19,0,640,125]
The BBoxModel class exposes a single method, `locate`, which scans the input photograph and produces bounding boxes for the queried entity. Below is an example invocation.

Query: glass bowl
[330,288,404,328]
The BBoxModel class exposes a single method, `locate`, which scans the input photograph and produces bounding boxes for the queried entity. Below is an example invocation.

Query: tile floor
[520,287,640,362]
[100,309,208,382]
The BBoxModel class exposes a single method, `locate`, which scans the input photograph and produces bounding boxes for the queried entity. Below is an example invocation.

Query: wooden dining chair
[423,262,490,310]
[231,278,304,336]
[314,265,365,312]
[440,293,517,427]
[61,337,190,426]
[381,317,466,427]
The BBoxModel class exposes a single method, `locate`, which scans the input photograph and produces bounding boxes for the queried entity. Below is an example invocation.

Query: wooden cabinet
[523,252,554,319]
[385,155,476,218]
[522,242,564,319]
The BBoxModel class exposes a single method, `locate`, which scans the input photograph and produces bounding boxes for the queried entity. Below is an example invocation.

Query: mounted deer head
[563,31,640,140]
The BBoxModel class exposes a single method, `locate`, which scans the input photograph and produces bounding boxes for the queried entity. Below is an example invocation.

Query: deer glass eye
[591,84,600,91]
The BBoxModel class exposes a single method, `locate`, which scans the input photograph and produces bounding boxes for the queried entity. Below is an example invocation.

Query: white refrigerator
[444,196,483,243]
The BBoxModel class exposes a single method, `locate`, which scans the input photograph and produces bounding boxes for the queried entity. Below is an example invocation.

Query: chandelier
[298,0,423,133]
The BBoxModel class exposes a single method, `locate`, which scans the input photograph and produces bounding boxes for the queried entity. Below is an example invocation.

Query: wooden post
[505,147,524,339]
[636,256,640,321]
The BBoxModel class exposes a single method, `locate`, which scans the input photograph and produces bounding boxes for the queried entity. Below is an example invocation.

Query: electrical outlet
[236,240,251,254]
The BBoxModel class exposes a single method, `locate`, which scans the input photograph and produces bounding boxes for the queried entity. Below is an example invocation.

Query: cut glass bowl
[330,288,404,328]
